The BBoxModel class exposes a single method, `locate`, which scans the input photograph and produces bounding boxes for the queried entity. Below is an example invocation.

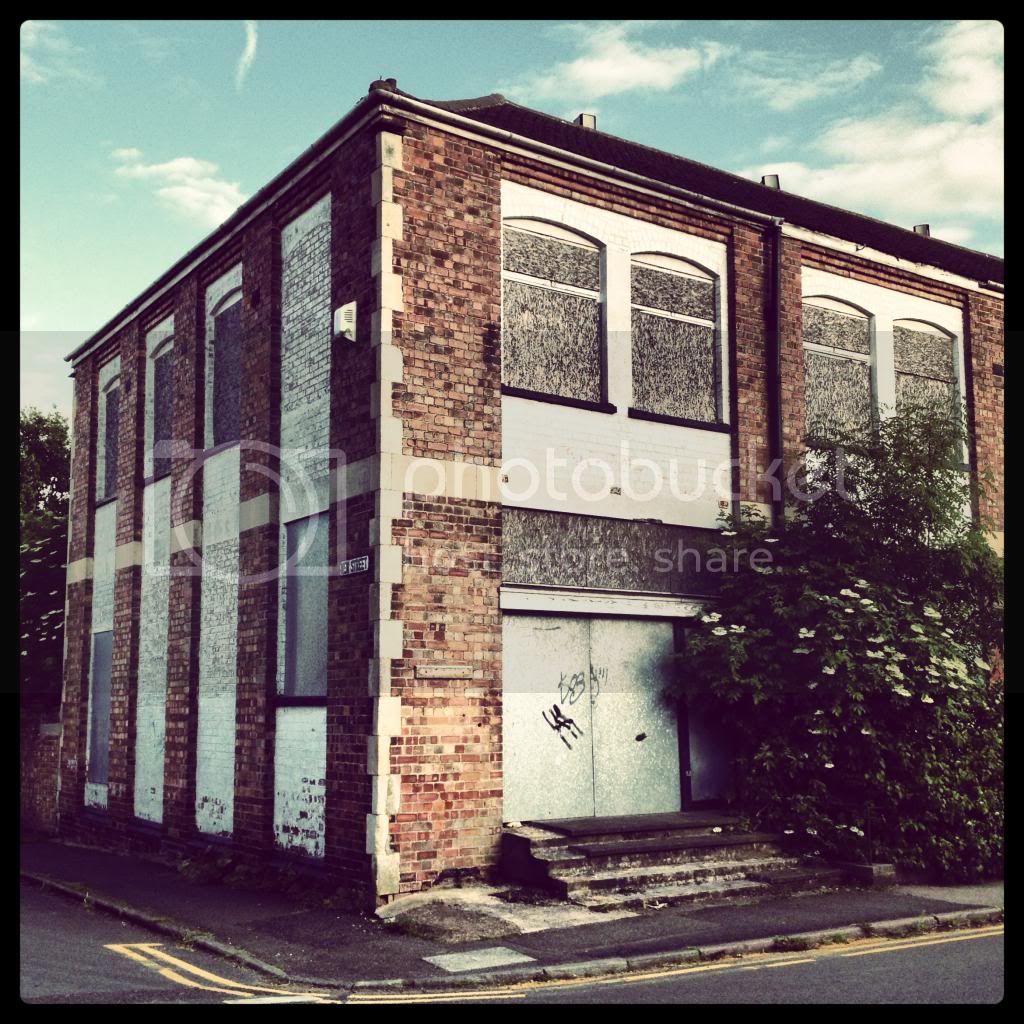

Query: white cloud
[919,20,1002,118]
[112,149,248,228]
[928,224,975,246]
[20,20,100,86]
[236,20,258,91]
[507,21,726,104]
[737,21,1002,251]
[736,52,882,111]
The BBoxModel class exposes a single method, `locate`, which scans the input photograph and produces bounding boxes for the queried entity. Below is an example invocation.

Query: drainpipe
[766,217,786,528]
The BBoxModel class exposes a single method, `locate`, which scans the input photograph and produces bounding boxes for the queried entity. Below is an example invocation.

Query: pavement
[20,837,1003,993]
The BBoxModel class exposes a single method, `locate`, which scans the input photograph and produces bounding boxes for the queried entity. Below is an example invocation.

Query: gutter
[378,93,780,230]
[766,217,786,527]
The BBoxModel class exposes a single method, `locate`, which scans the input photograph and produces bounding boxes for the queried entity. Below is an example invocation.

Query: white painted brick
[195,445,240,837]
[273,706,326,857]
[134,477,171,823]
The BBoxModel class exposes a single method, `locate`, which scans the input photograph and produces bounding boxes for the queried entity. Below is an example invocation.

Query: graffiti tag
[558,671,586,705]
[543,704,583,749]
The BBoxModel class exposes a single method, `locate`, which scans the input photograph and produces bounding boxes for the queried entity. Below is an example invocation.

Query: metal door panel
[502,615,595,822]
[590,618,681,816]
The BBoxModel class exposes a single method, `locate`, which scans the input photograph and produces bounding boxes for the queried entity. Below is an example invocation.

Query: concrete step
[571,877,772,912]
[553,856,803,896]
[524,813,746,846]
[564,832,785,871]
[749,865,847,892]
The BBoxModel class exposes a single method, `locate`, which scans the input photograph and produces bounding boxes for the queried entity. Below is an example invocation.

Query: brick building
[59,79,1004,904]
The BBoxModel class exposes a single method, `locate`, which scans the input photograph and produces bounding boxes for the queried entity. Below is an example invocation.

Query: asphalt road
[20,881,336,1004]
[351,928,1005,1005]
[22,879,1003,1005]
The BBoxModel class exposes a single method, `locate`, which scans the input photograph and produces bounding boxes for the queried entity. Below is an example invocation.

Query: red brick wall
[162,274,204,843]
[108,322,145,825]
[966,291,1004,533]
[22,705,60,834]
[233,213,282,856]
[324,128,378,889]
[388,123,505,888]
[59,361,96,823]
[389,497,503,888]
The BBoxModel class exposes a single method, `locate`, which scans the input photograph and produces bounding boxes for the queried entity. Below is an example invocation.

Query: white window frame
[630,252,723,424]
[801,267,969,467]
[500,218,605,403]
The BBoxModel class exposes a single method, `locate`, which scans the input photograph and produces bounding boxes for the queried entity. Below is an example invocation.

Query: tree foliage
[21,406,70,540]
[667,406,1003,880]
[20,407,70,705]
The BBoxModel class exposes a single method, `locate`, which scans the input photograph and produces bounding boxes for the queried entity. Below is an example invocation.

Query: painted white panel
[801,267,968,463]
[277,195,332,694]
[502,615,595,822]
[134,476,171,823]
[273,706,327,857]
[501,396,731,527]
[195,445,240,836]
[589,618,681,816]
[90,501,117,634]
[500,181,732,529]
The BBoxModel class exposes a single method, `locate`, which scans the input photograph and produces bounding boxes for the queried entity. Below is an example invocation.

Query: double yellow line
[103,943,337,1002]
[349,925,1004,1003]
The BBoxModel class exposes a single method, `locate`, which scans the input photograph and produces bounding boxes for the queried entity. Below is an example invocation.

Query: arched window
[892,319,958,422]
[145,316,174,480]
[208,287,242,448]
[630,253,719,424]
[96,364,121,502]
[802,296,873,442]
[501,219,604,406]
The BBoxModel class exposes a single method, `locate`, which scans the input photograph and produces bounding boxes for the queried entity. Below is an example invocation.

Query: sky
[21,19,1004,419]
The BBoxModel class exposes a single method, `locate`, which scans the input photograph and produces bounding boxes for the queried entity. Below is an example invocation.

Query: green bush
[667,407,1003,880]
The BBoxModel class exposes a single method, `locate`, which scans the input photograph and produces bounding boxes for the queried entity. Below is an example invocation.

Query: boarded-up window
[502,226,602,402]
[88,631,113,784]
[282,513,328,697]
[103,386,120,498]
[802,301,872,442]
[503,227,600,291]
[631,257,718,423]
[802,303,871,355]
[212,301,242,446]
[631,263,715,321]
[893,322,957,420]
[152,349,174,479]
